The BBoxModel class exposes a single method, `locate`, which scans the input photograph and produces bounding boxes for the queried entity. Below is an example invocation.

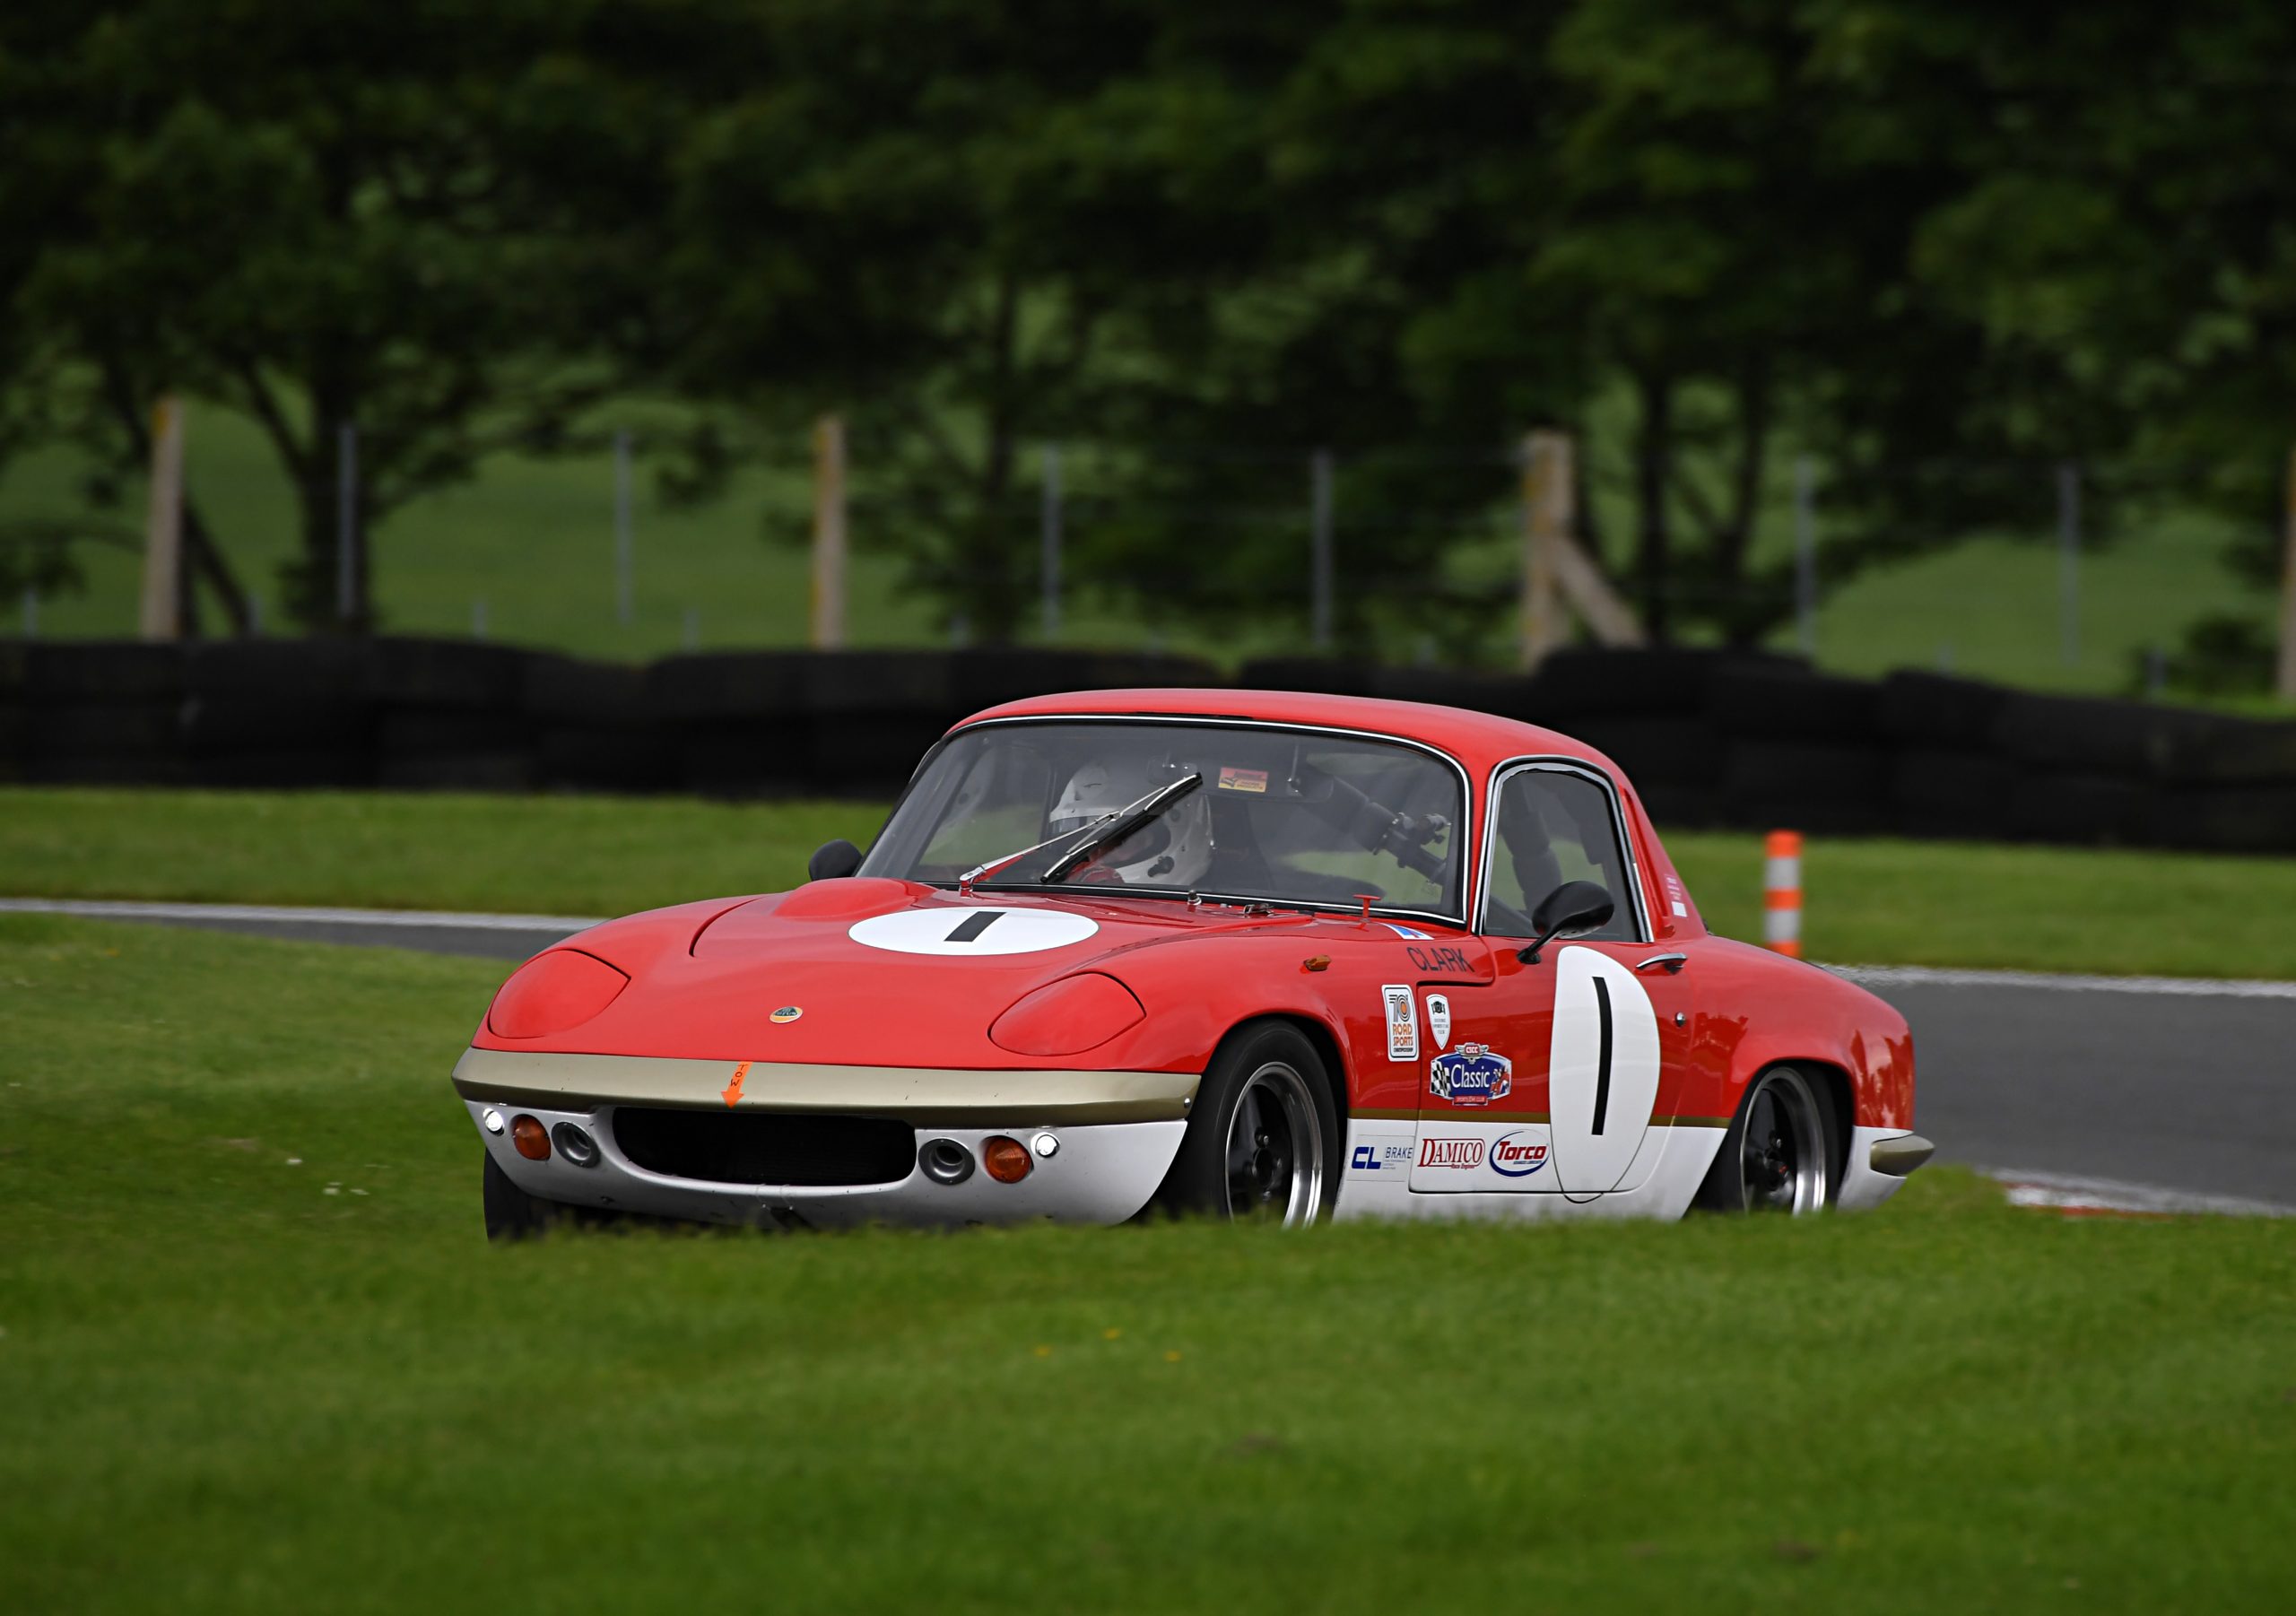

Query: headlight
[989,972,1144,1057]
[486,949,630,1039]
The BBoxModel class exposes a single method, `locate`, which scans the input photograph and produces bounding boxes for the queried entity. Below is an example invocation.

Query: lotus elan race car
[457,689,1931,1238]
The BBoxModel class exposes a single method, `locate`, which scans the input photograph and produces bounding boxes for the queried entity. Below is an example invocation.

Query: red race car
[457,689,1930,1238]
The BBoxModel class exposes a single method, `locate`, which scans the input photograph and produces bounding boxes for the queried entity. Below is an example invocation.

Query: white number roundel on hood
[848,907,1100,957]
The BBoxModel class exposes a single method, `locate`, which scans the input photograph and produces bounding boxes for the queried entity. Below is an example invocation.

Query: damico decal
[1488,1129,1551,1178]
[1405,943,1476,975]
[1382,985,1419,1061]
[1417,1137,1485,1169]
[1428,1043,1512,1108]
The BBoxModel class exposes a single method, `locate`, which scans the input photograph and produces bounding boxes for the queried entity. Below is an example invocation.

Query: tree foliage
[3,0,2290,652]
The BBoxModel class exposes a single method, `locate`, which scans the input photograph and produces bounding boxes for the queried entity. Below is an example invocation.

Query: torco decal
[1382,984,1419,1062]
[1489,1129,1551,1178]
[848,908,1099,956]
[1424,992,1452,1051]
[1429,1043,1513,1108]
[1405,944,1475,975]
[1418,1137,1485,1169]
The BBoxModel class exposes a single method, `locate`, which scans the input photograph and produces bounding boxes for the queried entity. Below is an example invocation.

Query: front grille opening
[611,1108,916,1187]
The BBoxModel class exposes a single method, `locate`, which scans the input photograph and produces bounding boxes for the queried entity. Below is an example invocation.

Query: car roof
[957,687,1615,783]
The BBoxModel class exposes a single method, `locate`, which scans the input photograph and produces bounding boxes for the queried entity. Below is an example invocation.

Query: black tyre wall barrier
[2,637,2292,853]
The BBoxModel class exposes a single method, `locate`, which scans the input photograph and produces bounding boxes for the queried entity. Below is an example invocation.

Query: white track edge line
[0,898,603,932]
[7,899,2296,997]
[1831,962,2296,1000]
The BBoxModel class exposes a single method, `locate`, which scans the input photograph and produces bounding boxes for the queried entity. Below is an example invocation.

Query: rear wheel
[1154,1023,1339,1224]
[1692,1064,1833,1214]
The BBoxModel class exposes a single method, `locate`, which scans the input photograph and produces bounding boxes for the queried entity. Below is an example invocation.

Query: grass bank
[1,915,2290,1612]
[4,786,2295,977]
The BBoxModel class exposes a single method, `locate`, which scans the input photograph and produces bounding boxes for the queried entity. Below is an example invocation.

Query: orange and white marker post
[1763,830,1804,958]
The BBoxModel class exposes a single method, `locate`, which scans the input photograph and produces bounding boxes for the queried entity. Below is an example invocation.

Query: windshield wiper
[1040,771,1203,883]
[955,772,1202,894]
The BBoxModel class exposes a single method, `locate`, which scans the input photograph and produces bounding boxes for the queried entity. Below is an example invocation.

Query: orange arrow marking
[721,1060,751,1108]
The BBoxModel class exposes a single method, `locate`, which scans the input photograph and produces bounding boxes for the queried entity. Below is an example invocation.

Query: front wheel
[1692,1064,1834,1214]
[1154,1023,1339,1225]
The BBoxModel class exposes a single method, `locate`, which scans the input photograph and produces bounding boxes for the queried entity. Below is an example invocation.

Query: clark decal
[1429,1043,1513,1108]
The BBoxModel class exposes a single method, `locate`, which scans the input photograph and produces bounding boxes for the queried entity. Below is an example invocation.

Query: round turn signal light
[981,1135,1032,1184]
[510,1114,552,1161]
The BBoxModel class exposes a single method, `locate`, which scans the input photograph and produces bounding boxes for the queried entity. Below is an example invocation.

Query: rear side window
[1483,766,1640,941]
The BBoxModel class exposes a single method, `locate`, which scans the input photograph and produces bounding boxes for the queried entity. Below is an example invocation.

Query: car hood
[472,878,1423,1068]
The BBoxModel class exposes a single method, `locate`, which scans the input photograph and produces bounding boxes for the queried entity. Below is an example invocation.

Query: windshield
[859,720,1466,918]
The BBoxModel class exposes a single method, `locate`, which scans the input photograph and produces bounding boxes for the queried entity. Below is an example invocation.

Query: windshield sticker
[1216,766,1269,794]
[848,908,1099,956]
[1382,984,1419,1061]
[1383,923,1431,939]
[1424,993,1451,1051]
[1663,872,1690,918]
[1430,1044,1513,1108]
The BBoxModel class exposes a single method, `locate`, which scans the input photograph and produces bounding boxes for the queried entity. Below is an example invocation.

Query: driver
[1048,759,1214,887]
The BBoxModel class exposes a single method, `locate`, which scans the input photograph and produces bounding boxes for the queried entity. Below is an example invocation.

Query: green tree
[21,0,614,630]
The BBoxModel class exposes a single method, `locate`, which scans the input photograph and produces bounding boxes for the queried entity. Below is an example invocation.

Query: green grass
[4,395,2280,702]
[2,913,2291,1612]
[5,787,2296,978]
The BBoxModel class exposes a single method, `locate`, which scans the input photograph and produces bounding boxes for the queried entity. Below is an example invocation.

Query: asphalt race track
[8,898,2291,1213]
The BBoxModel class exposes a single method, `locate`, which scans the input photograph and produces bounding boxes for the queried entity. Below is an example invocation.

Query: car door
[1413,760,1692,1196]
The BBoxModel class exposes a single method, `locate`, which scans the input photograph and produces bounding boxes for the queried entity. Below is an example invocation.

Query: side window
[1483,768,1639,941]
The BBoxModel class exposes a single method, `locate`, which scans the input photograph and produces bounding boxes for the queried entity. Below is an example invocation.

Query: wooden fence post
[138,397,185,640]
[811,413,847,650]
[1518,430,1569,670]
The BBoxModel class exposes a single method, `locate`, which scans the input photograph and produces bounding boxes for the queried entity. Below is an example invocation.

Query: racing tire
[1153,1022,1340,1226]
[1691,1064,1834,1215]
[483,1150,568,1241]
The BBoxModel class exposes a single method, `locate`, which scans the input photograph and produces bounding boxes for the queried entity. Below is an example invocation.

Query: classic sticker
[1424,992,1451,1051]
[1429,1043,1513,1108]
[1382,984,1419,1062]
[1217,767,1268,793]
[1489,1128,1551,1178]
[1417,1137,1486,1169]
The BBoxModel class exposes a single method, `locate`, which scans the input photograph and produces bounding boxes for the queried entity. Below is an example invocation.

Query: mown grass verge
[5,786,2296,977]
[2,914,2291,1613]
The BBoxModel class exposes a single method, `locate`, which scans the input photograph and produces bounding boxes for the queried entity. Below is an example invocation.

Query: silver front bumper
[455,1049,1196,1229]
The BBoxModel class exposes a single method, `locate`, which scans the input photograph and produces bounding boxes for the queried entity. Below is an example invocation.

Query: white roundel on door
[848,907,1099,956]
[1547,946,1663,1194]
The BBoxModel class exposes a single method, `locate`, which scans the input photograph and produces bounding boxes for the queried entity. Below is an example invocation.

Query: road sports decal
[1382,984,1419,1061]
[1429,1043,1512,1108]
[1489,1129,1551,1178]
[1418,1137,1485,1169]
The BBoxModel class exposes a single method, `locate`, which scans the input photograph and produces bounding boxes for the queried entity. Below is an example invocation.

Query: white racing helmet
[1048,759,1213,887]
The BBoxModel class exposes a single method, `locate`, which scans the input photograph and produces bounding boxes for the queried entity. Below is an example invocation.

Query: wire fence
[1,416,2281,700]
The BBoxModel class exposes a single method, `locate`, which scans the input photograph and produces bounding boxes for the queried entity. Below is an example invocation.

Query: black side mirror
[1518,880,1614,964]
[806,838,863,882]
